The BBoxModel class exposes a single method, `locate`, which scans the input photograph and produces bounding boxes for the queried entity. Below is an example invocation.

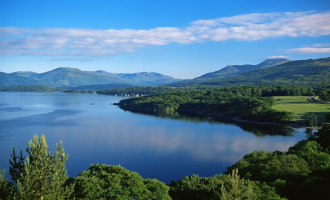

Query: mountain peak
[52,67,82,72]
[258,58,290,68]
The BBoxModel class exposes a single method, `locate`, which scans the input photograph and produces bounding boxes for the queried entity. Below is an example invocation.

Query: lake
[0,92,308,183]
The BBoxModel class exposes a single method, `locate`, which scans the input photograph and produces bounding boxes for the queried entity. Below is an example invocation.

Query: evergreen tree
[220,169,256,200]
[9,134,74,200]
[0,168,16,200]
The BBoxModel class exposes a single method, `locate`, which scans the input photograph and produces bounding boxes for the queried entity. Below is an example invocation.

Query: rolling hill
[195,58,290,80]
[0,72,44,87]
[201,57,330,87]
[2,68,181,87]
[167,58,290,87]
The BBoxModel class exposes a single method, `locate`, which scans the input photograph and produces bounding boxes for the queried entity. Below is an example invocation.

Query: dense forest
[1,126,329,199]
[97,86,193,96]
[0,85,67,92]
[318,88,330,101]
[115,85,316,124]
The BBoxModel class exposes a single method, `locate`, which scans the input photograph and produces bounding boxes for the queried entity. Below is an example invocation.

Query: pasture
[272,96,330,123]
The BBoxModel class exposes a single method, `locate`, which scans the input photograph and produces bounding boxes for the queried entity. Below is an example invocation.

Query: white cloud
[313,43,330,47]
[1,11,330,56]
[265,55,289,59]
[287,47,330,53]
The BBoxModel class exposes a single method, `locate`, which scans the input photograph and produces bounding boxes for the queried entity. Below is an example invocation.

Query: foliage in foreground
[226,125,330,200]
[72,164,171,199]
[9,135,74,200]
[169,169,286,200]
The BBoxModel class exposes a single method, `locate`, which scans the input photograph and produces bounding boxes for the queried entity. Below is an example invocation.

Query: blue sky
[0,0,330,79]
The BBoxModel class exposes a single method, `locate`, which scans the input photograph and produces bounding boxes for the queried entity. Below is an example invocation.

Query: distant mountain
[4,68,181,87]
[0,72,44,86]
[195,58,290,80]
[201,57,330,87]
[167,58,290,87]
[11,71,39,78]
[62,84,134,90]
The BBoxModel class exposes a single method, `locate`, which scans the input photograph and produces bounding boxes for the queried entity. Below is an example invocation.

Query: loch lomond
[0,92,307,183]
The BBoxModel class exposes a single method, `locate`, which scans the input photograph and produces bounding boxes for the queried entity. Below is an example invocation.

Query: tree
[324,112,330,123]
[306,113,317,127]
[9,134,74,200]
[0,168,16,200]
[226,151,310,182]
[287,140,330,171]
[220,169,256,200]
[72,164,171,199]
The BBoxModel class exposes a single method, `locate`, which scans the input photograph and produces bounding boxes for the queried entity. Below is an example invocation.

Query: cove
[0,92,307,183]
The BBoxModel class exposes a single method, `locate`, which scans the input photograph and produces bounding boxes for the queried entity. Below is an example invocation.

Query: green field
[272,96,330,123]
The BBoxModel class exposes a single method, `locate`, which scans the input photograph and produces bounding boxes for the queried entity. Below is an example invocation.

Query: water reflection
[0,109,82,133]
[0,93,306,184]
[0,107,24,112]
[124,109,297,137]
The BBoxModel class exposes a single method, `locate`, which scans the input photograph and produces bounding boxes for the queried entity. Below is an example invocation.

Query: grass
[272,96,330,123]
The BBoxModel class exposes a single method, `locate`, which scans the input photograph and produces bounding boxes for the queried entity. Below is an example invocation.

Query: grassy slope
[272,96,330,123]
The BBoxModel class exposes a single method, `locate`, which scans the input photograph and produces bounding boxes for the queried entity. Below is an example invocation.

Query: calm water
[0,92,307,183]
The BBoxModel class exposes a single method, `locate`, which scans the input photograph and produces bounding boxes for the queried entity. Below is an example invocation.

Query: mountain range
[200,57,330,87]
[195,58,290,80]
[167,57,330,87]
[2,57,329,89]
[0,68,181,88]
[168,58,291,86]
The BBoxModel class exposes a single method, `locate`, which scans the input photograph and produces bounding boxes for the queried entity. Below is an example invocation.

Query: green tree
[306,113,317,127]
[312,125,330,151]
[72,164,171,199]
[324,112,330,123]
[287,140,330,171]
[220,169,256,200]
[226,151,310,182]
[0,168,16,200]
[9,134,74,200]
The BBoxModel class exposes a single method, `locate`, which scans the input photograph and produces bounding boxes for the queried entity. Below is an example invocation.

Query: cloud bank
[1,11,330,56]
[265,55,289,59]
[287,47,330,53]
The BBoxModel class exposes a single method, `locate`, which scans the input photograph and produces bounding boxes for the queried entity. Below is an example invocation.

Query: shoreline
[114,104,322,130]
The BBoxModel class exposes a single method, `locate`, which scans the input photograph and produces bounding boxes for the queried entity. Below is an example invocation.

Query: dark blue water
[0,92,307,183]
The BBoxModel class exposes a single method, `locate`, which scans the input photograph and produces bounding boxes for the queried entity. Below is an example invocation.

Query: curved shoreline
[114,104,322,130]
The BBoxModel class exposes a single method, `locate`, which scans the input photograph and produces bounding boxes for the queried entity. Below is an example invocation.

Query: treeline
[1,126,329,199]
[99,85,315,96]
[317,88,330,101]
[63,90,96,94]
[97,86,192,96]
[116,85,316,124]
[0,85,67,92]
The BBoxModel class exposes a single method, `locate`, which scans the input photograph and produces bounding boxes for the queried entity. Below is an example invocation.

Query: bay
[0,92,307,183]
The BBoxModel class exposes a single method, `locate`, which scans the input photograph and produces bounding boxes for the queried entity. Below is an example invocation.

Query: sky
[0,0,330,79]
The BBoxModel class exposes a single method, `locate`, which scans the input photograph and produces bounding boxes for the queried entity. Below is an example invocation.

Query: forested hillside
[115,85,316,124]
[0,85,67,92]
[196,58,289,80]
[201,57,330,87]
[0,72,44,87]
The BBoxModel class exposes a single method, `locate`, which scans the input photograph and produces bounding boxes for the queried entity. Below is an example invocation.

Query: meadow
[272,96,330,123]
